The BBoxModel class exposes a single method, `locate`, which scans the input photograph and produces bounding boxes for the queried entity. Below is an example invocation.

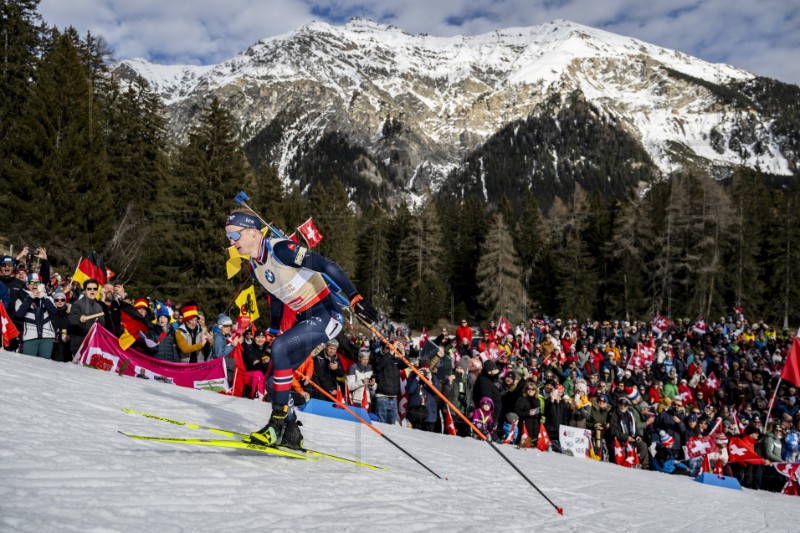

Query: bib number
[325,312,344,340]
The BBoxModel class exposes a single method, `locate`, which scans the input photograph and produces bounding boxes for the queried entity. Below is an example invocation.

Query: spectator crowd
[2,246,799,495]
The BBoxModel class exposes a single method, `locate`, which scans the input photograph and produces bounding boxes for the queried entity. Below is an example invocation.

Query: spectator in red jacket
[456,319,473,346]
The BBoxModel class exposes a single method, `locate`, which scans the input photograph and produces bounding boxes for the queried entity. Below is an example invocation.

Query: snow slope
[2,351,798,532]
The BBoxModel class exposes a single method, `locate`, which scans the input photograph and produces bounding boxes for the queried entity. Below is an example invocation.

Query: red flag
[700,455,712,475]
[780,338,800,387]
[686,436,719,459]
[537,422,550,451]
[624,443,639,467]
[444,408,458,436]
[781,479,800,496]
[335,387,344,405]
[614,438,625,465]
[361,385,370,411]
[774,462,800,481]
[502,420,517,444]
[520,422,531,449]
[1,302,20,348]
[714,457,725,479]
[731,409,747,435]
[419,327,429,348]
[398,369,409,421]
[288,232,299,243]
[297,217,323,248]
[496,316,511,339]
[652,313,669,335]
[728,437,764,464]
[692,318,707,336]
[706,371,720,391]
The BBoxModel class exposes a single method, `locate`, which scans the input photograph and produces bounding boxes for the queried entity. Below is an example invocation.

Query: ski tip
[556,507,564,516]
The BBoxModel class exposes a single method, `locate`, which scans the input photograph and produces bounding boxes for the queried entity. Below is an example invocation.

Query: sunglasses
[54,298,66,302]
[85,287,98,292]
[226,230,244,242]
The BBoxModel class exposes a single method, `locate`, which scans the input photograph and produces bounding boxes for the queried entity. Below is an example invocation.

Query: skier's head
[225,209,264,256]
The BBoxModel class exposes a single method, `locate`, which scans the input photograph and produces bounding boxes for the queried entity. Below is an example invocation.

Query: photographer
[373,339,408,425]
[346,347,376,408]
[653,397,687,460]
[441,361,473,435]
[406,363,439,432]
[14,273,58,359]
[311,338,345,399]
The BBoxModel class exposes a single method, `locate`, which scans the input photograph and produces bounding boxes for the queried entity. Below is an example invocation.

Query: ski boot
[281,419,304,450]
[250,404,289,446]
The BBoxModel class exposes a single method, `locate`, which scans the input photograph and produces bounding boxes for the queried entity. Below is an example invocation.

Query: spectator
[175,301,211,363]
[407,364,439,432]
[1,254,27,351]
[239,329,268,400]
[441,363,473,435]
[14,273,58,359]
[473,359,502,423]
[652,431,690,475]
[568,388,592,429]
[373,339,408,425]
[515,382,543,446]
[312,339,346,400]
[67,279,105,357]
[98,283,124,337]
[346,347,376,408]
[588,394,611,458]
[456,319,472,346]
[50,290,71,362]
[544,385,569,451]
[152,305,179,362]
[471,396,496,439]
[608,397,649,468]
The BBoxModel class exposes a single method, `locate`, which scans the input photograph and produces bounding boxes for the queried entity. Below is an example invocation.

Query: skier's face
[225,225,261,256]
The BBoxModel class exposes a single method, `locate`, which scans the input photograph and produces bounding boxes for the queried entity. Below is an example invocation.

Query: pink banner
[77,323,228,391]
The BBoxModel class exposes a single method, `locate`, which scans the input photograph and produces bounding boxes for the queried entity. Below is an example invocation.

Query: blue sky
[38,0,800,84]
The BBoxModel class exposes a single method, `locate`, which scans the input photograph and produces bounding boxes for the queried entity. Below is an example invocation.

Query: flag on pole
[652,313,669,336]
[444,408,458,436]
[624,443,640,467]
[614,438,625,465]
[496,316,511,339]
[297,217,323,248]
[692,318,707,336]
[361,385,370,412]
[419,327,429,348]
[537,422,551,451]
[503,420,517,444]
[72,252,108,287]
[519,422,531,449]
[686,436,719,459]
[727,437,764,464]
[1,302,20,348]
[780,338,800,387]
[706,371,720,391]
[235,285,260,322]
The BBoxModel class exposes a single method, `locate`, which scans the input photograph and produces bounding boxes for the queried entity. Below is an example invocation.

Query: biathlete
[225,209,379,449]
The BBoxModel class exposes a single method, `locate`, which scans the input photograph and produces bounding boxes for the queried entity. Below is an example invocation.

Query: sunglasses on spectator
[85,287,98,292]
[226,231,243,241]
[54,298,66,302]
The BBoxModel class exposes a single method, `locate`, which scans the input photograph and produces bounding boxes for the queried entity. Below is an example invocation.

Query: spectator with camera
[311,338,346,400]
[50,290,72,362]
[346,347,376,409]
[407,363,440,432]
[14,273,58,359]
[373,339,408,425]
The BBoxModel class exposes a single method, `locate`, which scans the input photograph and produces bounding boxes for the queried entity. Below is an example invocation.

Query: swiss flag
[706,372,720,391]
[780,338,800,388]
[444,408,458,436]
[496,316,511,339]
[537,422,550,451]
[361,385,370,411]
[503,420,517,444]
[624,443,639,467]
[713,457,725,479]
[335,387,345,405]
[686,436,719,459]
[781,479,800,496]
[652,313,669,335]
[692,319,707,336]
[614,438,625,465]
[520,422,531,449]
[728,437,764,464]
[297,217,323,248]
[419,327,429,348]
[700,455,712,475]
[1,302,20,348]
[773,462,800,481]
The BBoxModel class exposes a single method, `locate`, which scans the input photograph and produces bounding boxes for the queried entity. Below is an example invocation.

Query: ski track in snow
[1,351,799,532]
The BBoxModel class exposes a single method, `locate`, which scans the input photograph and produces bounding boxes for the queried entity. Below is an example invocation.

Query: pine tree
[157,97,255,309]
[355,204,392,309]
[398,195,447,327]
[476,213,526,323]
[5,27,112,253]
[607,189,650,320]
[309,176,357,276]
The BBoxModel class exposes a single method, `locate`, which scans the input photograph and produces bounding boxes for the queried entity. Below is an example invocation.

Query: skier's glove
[350,294,379,325]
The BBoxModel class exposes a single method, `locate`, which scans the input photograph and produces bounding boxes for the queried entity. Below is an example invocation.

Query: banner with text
[77,323,228,391]
[559,424,595,459]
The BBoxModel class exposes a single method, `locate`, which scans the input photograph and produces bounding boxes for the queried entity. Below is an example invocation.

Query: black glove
[350,294,379,325]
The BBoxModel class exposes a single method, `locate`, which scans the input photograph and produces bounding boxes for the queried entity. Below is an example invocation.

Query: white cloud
[37,0,800,83]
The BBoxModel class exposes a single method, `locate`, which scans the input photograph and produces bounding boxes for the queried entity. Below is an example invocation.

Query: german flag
[119,301,152,350]
[73,251,108,287]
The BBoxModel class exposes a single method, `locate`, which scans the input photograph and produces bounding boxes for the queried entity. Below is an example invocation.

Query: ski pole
[355,316,564,515]
[297,372,442,479]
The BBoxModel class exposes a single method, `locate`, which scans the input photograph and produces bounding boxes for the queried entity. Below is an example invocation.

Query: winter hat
[180,300,199,322]
[155,301,171,318]
[483,360,498,374]
[626,387,641,403]
[134,298,149,309]
[254,329,267,338]
[715,434,729,446]
[506,412,519,423]
[0,255,13,265]
[216,314,233,326]
[659,430,675,448]
[358,347,370,358]
[420,361,431,369]
[27,272,42,284]
[52,290,66,300]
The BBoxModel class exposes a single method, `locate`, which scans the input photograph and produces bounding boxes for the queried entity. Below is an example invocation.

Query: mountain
[113,19,800,209]
[4,351,800,530]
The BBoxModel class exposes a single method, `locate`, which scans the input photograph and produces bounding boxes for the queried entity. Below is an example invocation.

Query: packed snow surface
[1,351,798,532]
